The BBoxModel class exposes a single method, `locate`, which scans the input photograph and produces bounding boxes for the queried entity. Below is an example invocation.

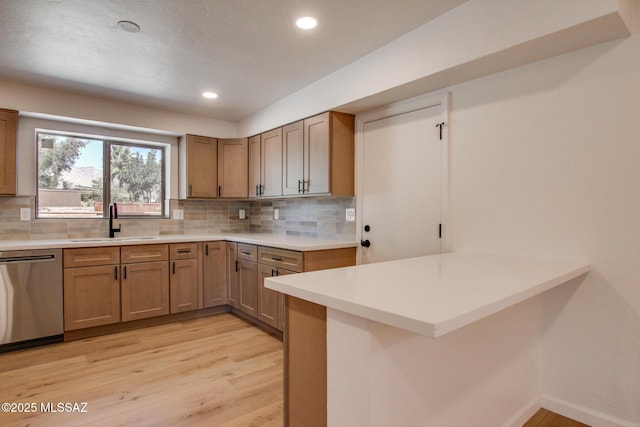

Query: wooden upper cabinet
[282,120,304,196]
[180,134,218,198]
[248,135,261,197]
[218,138,248,198]
[283,112,355,197]
[261,128,283,197]
[0,109,18,195]
[250,129,283,198]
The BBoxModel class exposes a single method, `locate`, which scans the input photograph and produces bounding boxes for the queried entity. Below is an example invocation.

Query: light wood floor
[0,314,283,427]
[0,313,587,427]
[524,408,590,427]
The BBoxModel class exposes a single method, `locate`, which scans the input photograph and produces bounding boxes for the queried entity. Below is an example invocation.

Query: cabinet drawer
[170,242,197,260]
[237,244,258,262]
[258,246,303,273]
[121,244,169,263]
[64,247,120,268]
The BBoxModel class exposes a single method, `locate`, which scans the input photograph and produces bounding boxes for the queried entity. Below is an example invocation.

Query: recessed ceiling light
[117,20,140,33]
[296,16,317,30]
[202,92,218,99]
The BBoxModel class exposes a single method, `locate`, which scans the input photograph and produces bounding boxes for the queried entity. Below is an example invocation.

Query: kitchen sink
[70,236,158,242]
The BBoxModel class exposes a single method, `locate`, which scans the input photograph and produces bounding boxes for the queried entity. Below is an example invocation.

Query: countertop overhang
[265,252,590,337]
[0,233,357,252]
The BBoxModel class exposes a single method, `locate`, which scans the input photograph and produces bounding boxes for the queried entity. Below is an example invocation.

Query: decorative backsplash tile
[0,195,356,241]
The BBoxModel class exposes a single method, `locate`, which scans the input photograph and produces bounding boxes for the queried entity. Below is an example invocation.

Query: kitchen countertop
[265,252,590,337]
[0,233,357,252]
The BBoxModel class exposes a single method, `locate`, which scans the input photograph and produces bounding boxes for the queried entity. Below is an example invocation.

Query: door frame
[355,92,450,264]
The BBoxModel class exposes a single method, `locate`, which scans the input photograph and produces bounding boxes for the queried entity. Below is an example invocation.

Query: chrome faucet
[109,203,121,238]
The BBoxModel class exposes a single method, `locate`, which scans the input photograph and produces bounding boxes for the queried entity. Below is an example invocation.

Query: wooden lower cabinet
[237,259,259,317]
[227,242,239,308]
[170,258,199,313]
[63,265,120,331]
[258,265,279,328]
[121,261,170,321]
[202,241,227,308]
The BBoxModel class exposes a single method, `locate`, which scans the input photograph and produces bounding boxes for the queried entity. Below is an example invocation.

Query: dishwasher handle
[0,254,56,264]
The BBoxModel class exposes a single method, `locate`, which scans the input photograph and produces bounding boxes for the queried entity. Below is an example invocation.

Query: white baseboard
[501,396,542,427]
[541,394,640,427]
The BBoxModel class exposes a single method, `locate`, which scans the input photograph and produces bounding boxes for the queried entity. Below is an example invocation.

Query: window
[37,131,165,218]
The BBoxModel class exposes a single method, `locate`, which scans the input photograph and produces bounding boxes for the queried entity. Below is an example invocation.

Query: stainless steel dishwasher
[0,248,63,352]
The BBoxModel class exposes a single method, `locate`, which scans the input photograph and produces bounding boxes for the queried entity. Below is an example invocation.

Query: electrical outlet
[239,209,246,220]
[274,208,279,220]
[345,208,356,222]
[172,209,184,220]
[20,208,30,221]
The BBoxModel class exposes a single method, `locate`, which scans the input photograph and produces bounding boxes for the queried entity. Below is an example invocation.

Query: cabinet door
[218,138,248,198]
[275,268,296,332]
[202,241,227,308]
[170,258,199,313]
[258,265,279,328]
[237,260,258,317]
[0,109,17,195]
[304,112,330,194]
[248,135,262,197]
[186,135,218,198]
[227,242,239,308]
[261,128,283,197]
[63,265,120,331]
[282,120,304,195]
[121,261,170,321]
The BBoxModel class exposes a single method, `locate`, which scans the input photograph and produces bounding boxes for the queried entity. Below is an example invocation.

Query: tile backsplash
[0,196,356,241]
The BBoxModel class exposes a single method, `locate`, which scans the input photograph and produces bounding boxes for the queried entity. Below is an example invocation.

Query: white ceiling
[0,0,467,122]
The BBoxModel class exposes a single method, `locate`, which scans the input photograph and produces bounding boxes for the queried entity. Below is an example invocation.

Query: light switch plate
[239,209,246,220]
[20,208,30,221]
[345,208,356,222]
[172,209,184,220]
[274,208,279,220]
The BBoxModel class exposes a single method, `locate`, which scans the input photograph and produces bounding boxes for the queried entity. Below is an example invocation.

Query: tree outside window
[37,132,165,218]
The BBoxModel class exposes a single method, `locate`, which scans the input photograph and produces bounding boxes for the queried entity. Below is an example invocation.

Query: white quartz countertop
[0,233,357,252]
[265,252,590,337]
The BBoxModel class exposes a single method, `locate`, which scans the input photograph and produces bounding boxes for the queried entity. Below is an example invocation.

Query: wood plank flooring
[0,314,283,427]
[524,408,590,427]
[0,313,588,427]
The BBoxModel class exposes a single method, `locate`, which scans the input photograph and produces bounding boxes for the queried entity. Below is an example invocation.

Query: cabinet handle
[260,184,264,196]
[256,184,260,197]
[172,261,176,274]
[272,269,275,276]
[205,244,209,256]
[218,186,221,197]
[241,250,251,255]
[176,249,191,254]
[298,180,303,193]
[189,184,192,197]
[114,266,118,280]
[271,257,283,261]
[303,180,308,193]
[235,260,238,272]
[124,266,127,280]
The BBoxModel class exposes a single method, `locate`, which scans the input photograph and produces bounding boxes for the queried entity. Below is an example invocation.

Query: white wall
[448,34,640,424]
[0,80,238,138]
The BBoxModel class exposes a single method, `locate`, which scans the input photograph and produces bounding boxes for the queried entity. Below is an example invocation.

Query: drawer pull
[271,257,283,261]
[176,249,191,254]
[205,244,209,256]
[241,250,252,255]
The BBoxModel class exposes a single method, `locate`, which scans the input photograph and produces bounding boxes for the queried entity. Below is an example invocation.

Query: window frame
[36,129,167,219]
